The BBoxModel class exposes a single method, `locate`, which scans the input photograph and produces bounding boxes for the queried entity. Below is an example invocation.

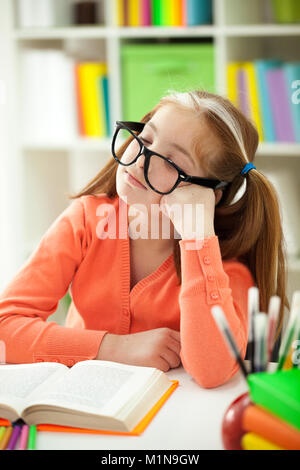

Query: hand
[159,184,220,240]
[97,328,181,372]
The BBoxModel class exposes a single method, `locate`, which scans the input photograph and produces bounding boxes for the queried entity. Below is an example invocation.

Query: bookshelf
[0,0,300,319]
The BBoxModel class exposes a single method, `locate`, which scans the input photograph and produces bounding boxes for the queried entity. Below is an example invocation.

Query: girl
[0,90,289,388]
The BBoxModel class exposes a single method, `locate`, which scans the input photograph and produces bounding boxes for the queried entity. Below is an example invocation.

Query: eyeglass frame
[111,120,230,195]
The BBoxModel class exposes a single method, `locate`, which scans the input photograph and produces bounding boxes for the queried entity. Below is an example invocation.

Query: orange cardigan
[0,194,255,388]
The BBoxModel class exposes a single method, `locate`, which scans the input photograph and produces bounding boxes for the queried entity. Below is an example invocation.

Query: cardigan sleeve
[178,235,255,388]
[0,198,107,366]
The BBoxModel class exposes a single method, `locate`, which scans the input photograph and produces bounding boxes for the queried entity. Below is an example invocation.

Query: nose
[136,151,146,169]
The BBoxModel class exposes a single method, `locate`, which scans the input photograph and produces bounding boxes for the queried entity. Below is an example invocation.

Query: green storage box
[121,43,215,121]
[272,0,300,23]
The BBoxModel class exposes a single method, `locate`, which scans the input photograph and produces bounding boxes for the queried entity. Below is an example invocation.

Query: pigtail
[215,168,289,336]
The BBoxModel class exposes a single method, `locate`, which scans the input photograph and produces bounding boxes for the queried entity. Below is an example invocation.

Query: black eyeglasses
[111,121,229,195]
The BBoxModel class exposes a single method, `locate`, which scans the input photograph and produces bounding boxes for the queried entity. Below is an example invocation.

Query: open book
[0,360,178,433]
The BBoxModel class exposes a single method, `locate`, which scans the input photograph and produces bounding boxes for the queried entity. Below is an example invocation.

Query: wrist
[97,333,118,361]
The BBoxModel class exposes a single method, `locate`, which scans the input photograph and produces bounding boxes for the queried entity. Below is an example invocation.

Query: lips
[125,171,147,189]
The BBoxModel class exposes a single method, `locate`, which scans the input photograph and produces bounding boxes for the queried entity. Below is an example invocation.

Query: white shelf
[223,24,300,37]
[21,140,300,157]
[288,257,300,273]
[12,24,300,41]
[22,137,112,152]
[13,25,218,40]
[257,143,300,157]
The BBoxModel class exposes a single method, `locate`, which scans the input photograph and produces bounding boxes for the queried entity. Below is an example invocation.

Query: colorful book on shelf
[142,0,152,26]
[243,62,264,142]
[151,0,163,26]
[115,0,125,26]
[185,0,213,26]
[0,361,178,435]
[227,61,263,141]
[128,0,140,26]
[237,67,251,118]
[284,62,300,143]
[266,66,296,142]
[254,59,282,142]
[227,62,240,107]
[75,62,108,138]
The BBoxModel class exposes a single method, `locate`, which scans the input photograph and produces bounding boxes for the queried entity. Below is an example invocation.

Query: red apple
[222,392,252,450]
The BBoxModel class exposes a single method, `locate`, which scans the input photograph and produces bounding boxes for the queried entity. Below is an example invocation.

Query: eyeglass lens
[113,127,180,194]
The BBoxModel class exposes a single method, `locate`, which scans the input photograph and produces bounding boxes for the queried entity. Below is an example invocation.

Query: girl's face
[116,104,216,209]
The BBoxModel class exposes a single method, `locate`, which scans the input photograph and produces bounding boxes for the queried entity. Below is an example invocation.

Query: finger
[156,356,171,373]
[167,337,181,356]
[169,329,181,344]
[160,348,181,369]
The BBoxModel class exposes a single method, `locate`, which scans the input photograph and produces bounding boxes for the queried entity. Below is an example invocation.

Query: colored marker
[6,425,22,450]
[18,425,29,450]
[211,305,248,380]
[277,291,300,371]
[27,425,37,450]
[0,426,13,450]
[254,313,267,372]
[267,296,280,363]
[248,287,259,373]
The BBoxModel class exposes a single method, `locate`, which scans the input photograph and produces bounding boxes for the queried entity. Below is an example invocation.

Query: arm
[0,198,106,366]
[178,236,254,388]
[159,184,254,388]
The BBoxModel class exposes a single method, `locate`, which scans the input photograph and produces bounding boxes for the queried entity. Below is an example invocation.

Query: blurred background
[0,0,299,326]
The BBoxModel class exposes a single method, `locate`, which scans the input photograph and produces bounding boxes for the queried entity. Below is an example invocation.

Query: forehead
[148,103,214,152]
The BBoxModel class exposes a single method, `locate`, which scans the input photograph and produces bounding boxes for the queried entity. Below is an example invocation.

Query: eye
[140,136,152,145]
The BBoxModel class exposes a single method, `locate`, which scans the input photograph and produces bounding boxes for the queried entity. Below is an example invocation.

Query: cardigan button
[207,275,215,281]
[210,291,219,300]
[203,256,211,265]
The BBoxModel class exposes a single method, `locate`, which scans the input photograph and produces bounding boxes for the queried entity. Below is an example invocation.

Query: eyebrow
[146,121,194,165]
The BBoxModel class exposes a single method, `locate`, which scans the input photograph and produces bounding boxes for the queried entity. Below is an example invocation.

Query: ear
[214,189,223,206]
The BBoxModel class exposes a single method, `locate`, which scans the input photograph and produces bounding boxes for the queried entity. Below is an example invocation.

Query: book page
[25,360,160,417]
[0,362,67,417]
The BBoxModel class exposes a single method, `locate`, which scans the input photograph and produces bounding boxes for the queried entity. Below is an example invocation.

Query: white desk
[35,366,249,450]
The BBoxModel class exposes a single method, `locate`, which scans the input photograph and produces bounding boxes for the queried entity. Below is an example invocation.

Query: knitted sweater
[0,194,255,388]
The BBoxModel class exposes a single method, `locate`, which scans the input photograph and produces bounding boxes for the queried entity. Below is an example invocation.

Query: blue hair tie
[241,162,256,176]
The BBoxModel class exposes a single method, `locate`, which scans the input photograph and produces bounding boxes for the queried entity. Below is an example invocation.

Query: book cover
[243,62,264,142]
[170,0,183,26]
[0,361,179,435]
[186,0,212,26]
[227,62,239,107]
[128,0,140,26]
[151,0,163,25]
[98,75,110,136]
[74,63,86,136]
[77,63,107,137]
[247,369,300,431]
[238,67,251,118]
[141,0,151,25]
[241,432,284,450]
[266,67,296,142]
[255,59,282,142]
[242,404,300,450]
[115,0,125,26]
[284,62,300,143]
